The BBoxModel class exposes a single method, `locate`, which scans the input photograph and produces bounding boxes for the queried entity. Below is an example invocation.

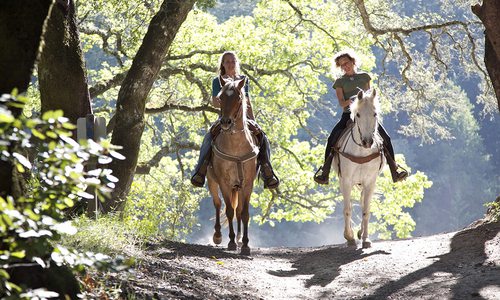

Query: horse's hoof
[347,239,357,247]
[227,242,237,251]
[362,240,372,248]
[240,246,251,256]
[213,234,222,245]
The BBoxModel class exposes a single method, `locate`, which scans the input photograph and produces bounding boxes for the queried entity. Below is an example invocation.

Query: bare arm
[246,96,255,120]
[336,88,352,108]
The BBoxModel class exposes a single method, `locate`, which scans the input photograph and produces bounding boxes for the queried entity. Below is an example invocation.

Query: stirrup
[190,173,205,187]
[393,165,409,182]
[314,166,329,185]
[261,164,279,189]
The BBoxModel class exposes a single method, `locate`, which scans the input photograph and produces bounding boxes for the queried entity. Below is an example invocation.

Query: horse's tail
[230,188,239,212]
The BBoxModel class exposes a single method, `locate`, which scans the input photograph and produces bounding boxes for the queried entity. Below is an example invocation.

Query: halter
[219,84,245,134]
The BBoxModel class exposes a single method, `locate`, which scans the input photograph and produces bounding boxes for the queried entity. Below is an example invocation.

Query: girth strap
[212,142,259,188]
[339,150,382,164]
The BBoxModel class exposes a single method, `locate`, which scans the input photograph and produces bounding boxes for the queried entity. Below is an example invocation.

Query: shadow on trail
[148,240,252,260]
[266,245,389,288]
[363,221,500,300]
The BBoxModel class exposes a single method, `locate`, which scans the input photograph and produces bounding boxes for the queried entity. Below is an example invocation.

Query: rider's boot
[385,152,408,183]
[191,133,212,187]
[314,153,334,185]
[258,133,279,189]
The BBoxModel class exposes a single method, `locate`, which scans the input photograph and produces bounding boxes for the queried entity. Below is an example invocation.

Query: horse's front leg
[240,191,251,256]
[223,189,237,251]
[235,190,244,247]
[207,179,222,245]
[340,181,356,246]
[360,183,376,248]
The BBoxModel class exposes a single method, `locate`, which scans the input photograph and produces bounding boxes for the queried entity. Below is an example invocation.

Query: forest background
[29,0,499,246]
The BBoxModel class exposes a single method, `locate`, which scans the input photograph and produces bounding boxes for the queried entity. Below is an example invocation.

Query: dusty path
[108,220,499,299]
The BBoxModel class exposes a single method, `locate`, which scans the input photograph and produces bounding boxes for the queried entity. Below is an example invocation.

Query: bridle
[219,83,245,134]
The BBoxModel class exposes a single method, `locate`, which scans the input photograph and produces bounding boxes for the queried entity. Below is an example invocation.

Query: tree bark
[104,0,196,212]
[38,0,92,125]
[0,0,52,198]
[472,1,500,112]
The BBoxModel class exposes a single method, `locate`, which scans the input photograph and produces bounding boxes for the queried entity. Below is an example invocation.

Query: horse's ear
[219,75,226,86]
[371,88,376,98]
[357,90,364,100]
[236,78,246,90]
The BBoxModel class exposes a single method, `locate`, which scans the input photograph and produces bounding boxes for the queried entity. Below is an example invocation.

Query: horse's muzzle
[362,138,374,148]
[220,117,233,130]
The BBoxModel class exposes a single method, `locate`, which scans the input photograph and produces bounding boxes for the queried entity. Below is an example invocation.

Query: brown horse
[206,76,258,255]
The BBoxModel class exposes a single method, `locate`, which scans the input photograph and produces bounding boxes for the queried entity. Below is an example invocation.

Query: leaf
[53,221,77,235]
[42,110,64,121]
[31,128,46,140]
[33,256,46,268]
[10,250,25,259]
[0,269,10,279]
[109,150,125,160]
[46,130,58,139]
[0,111,14,123]
[77,191,95,199]
[12,152,32,169]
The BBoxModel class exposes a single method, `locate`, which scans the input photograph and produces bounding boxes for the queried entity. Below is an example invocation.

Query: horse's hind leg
[236,200,243,247]
[208,179,222,245]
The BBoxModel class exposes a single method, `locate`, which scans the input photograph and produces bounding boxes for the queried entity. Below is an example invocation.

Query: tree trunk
[38,0,92,125]
[0,0,52,198]
[472,1,500,112]
[104,0,196,212]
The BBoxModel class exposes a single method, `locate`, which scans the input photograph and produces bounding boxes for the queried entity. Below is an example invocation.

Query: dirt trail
[108,220,499,300]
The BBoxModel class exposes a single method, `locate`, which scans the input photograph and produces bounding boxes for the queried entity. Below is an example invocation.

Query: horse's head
[350,88,380,148]
[218,76,246,131]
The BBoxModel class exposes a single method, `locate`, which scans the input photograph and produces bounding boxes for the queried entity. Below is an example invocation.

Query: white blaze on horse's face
[352,89,379,149]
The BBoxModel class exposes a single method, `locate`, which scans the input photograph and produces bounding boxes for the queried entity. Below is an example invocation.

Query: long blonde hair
[217,51,241,76]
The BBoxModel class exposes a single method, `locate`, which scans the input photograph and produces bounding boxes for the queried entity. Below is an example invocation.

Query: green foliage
[0,93,125,298]
[485,198,500,223]
[370,156,432,239]
[61,215,142,257]
[124,162,201,241]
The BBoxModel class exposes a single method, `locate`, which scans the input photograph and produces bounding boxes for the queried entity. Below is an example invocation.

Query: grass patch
[61,214,145,257]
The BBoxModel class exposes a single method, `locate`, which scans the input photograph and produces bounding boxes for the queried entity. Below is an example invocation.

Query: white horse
[332,88,386,248]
